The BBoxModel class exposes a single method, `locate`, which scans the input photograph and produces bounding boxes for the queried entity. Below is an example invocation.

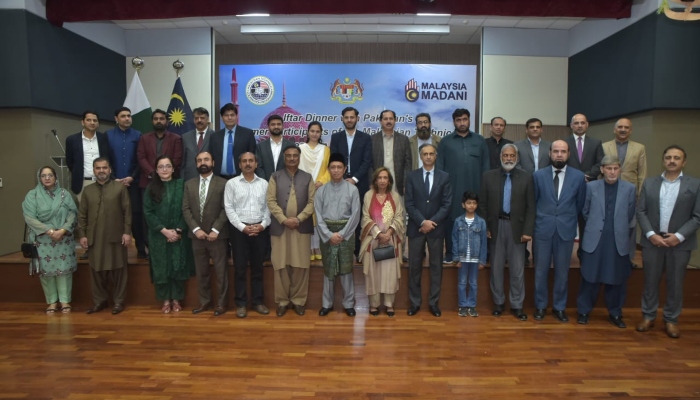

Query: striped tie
[199,178,206,221]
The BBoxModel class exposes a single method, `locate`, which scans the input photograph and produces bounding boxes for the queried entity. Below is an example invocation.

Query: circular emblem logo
[405,88,419,102]
[245,76,274,105]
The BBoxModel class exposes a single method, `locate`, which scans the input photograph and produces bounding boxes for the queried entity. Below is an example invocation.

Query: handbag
[21,224,38,259]
[373,244,396,262]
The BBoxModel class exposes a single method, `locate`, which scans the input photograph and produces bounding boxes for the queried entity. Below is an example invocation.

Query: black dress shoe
[276,305,288,317]
[577,313,589,324]
[492,304,505,317]
[345,308,356,317]
[511,308,528,321]
[293,304,305,316]
[192,305,210,314]
[429,306,442,317]
[609,315,627,329]
[386,309,395,317]
[213,307,227,316]
[552,309,569,322]
[407,306,419,316]
[369,309,379,316]
[111,304,125,315]
[318,307,332,316]
[533,308,546,321]
[86,301,108,314]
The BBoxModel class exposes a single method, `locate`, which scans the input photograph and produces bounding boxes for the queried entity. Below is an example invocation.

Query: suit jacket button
[427,200,430,203]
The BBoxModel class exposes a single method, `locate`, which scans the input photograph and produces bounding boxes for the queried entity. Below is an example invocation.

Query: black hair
[306,121,324,144]
[148,155,173,203]
[341,107,359,117]
[193,107,209,117]
[82,110,99,120]
[462,191,479,203]
[267,114,283,126]
[114,107,130,117]
[220,103,238,116]
[525,118,542,129]
[663,145,687,160]
[452,108,470,120]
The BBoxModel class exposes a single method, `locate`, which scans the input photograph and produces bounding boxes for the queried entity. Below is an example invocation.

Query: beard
[551,159,567,169]
[270,128,283,136]
[197,164,212,174]
[153,122,165,131]
[455,125,469,133]
[416,127,431,140]
[501,161,515,172]
[343,121,357,131]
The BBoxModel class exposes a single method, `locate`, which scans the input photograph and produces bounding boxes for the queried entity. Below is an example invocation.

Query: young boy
[452,192,487,317]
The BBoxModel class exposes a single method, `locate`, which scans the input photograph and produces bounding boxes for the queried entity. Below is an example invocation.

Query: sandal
[45,303,58,314]
[172,300,182,313]
[61,303,72,313]
[161,301,171,314]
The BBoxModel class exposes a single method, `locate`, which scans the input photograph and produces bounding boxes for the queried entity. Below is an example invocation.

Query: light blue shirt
[646,172,686,242]
[220,125,237,175]
[528,138,541,171]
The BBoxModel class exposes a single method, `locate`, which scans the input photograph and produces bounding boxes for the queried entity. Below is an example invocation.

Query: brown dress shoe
[665,322,680,339]
[253,304,270,315]
[111,304,125,315]
[636,319,655,332]
[86,301,108,314]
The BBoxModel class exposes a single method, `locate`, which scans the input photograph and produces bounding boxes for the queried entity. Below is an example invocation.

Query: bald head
[614,118,632,143]
[570,113,588,136]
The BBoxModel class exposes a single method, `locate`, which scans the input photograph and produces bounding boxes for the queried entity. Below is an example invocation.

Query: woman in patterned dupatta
[359,167,405,317]
[298,121,330,260]
[22,166,78,314]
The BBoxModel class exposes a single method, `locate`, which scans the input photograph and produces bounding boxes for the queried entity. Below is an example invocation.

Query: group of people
[21,105,699,339]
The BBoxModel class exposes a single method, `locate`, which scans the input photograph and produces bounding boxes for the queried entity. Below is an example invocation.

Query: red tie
[197,132,204,150]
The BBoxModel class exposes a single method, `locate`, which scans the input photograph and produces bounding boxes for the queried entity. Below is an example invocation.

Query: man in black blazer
[255,115,294,180]
[65,110,112,197]
[329,106,373,254]
[566,113,605,259]
[636,145,700,339]
[404,143,452,317]
[209,103,256,179]
[480,144,535,320]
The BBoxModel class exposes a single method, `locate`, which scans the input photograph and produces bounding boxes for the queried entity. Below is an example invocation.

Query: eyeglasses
[40,174,55,179]
[157,165,173,170]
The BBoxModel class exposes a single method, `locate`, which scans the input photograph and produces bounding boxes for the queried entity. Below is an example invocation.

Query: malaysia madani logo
[246,76,274,105]
[405,78,419,102]
[330,78,364,104]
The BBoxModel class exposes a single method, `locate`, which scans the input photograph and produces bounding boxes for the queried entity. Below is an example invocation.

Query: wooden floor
[0,303,699,399]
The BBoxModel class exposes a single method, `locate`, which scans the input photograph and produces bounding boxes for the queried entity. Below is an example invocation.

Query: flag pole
[173,59,184,78]
[131,56,144,74]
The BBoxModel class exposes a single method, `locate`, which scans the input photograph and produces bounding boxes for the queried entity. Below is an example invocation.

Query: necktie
[503,173,511,214]
[226,130,235,175]
[577,137,583,162]
[197,132,204,150]
[424,171,431,195]
[553,169,561,199]
[199,178,206,221]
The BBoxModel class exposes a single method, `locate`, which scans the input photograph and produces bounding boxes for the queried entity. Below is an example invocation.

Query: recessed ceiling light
[417,13,451,16]
[236,13,270,17]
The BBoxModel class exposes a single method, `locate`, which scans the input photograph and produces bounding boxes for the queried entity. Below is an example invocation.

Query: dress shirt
[270,137,283,169]
[106,127,140,179]
[616,140,629,166]
[552,165,567,200]
[82,131,99,178]
[382,132,395,178]
[224,174,271,232]
[345,130,356,179]
[528,138,541,171]
[646,172,685,242]
[192,173,219,234]
[220,125,237,174]
[416,137,433,168]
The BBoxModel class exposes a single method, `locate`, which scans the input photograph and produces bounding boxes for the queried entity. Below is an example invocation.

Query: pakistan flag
[124,71,152,135]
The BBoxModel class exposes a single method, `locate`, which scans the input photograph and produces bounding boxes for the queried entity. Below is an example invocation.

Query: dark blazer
[533,166,587,241]
[136,131,183,188]
[255,138,295,181]
[637,174,700,251]
[404,167,452,239]
[182,175,230,239]
[329,130,373,196]
[514,138,551,173]
[210,125,256,178]
[65,131,112,194]
[582,179,636,255]
[181,128,213,182]
[480,167,535,242]
[371,132,412,195]
[565,134,604,180]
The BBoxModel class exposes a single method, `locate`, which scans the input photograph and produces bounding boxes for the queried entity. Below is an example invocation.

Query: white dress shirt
[645,172,686,242]
[82,131,99,178]
[224,174,271,232]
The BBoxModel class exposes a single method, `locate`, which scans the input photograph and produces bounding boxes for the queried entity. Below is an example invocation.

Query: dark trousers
[90,267,127,306]
[192,238,229,309]
[576,278,626,317]
[641,246,691,324]
[444,219,455,259]
[129,185,147,254]
[534,235,574,311]
[408,234,444,308]
[231,227,265,307]
[576,214,586,258]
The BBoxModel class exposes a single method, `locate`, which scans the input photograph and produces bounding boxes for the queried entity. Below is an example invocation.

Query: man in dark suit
[210,103,256,180]
[181,107,214,182]
[636,145,700,339]
[480,144,535,320]
[405,143,452,317]
[65,110,112,198]
[533,140,587,322]
[182,151,231,316]
[371,110,411,196]
[256,114,294,180]
[485,117,513,170]
[566,113,605,260]
[136,109,183,190]
[329,106,373,254]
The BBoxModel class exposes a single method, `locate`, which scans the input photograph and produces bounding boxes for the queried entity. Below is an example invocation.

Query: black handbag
[21,224,38,259]
[373,245,396,262]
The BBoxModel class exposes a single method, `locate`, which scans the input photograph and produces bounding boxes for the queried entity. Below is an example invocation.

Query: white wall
[125,55,212,117]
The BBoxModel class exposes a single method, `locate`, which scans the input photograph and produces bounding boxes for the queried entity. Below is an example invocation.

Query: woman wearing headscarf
[22,166,79,313]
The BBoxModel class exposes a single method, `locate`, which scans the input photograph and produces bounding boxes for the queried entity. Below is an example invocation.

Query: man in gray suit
[636,145,700,339]
[409,113,441,171]
[480,144,534,320]
[514,118,551,174]
[256,114,294,181]
[371,110,412,196]
[181,107,213,182]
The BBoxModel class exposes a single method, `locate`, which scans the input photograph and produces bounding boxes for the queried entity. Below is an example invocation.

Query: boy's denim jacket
[451,214,488,265]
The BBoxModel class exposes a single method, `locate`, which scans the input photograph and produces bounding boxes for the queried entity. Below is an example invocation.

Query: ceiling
[112,14,586,45]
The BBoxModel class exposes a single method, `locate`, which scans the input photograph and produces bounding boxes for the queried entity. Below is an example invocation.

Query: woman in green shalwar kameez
[143,156,194,313]
[22,166,78,314]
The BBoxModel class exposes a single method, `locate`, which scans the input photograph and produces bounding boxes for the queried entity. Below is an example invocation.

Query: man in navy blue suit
[533,140,587,322]
[329,106,373,255]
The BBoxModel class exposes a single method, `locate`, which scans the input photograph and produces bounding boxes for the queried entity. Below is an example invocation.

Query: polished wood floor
[1,303,699,399]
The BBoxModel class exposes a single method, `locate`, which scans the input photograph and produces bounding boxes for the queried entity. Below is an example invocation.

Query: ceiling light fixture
[241,24,449,34]
[236,13,270,17]
[416,13,451,16]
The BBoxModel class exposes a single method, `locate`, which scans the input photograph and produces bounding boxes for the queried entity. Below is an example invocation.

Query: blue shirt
[220,125,237,175]
[105,127,141,180]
